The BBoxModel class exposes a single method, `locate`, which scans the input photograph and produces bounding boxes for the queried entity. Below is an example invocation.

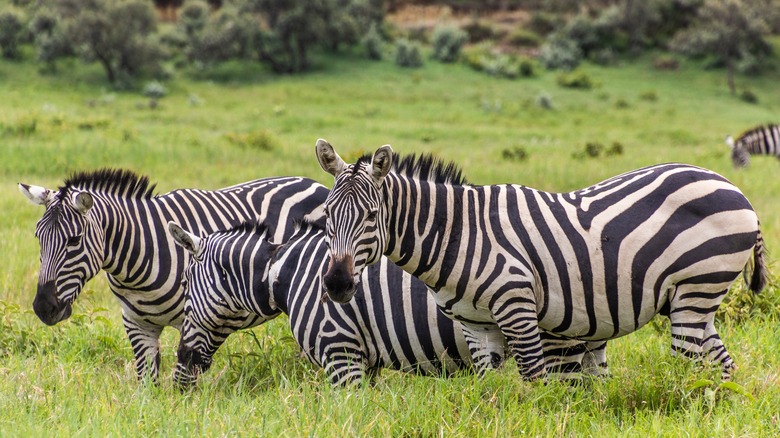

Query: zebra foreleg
[460,323,506,375]
[322,347,368,386]
[491,295,547,381]
[123,316,163,382]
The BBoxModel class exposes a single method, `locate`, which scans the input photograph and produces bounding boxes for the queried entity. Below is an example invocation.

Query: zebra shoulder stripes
[18,169,328,380]
[168,220,481,386]
[726,124,780,168]
[315,139,768,381]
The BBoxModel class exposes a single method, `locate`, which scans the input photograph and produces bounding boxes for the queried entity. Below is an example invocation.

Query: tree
[62,0,165,84]
[0,7,26,59]
[671,0,772,95]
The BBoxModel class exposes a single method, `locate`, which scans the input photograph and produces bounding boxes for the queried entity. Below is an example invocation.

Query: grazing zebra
[315,139,767,381]
[18,169,328,380]
[169,220,479,386]
[726,124,780,168]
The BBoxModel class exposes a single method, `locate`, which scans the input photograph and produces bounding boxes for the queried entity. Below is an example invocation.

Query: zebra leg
[491,295,547,381]
[322,346,368,386]
[702,322,736,381]
[461,322,506,375]
[581,341,610,377]
[668,310,708,367]
[123,316,163,382]
[538,331,585,379]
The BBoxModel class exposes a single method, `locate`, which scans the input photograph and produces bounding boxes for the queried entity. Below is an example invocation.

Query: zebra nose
[323,260,357,303]
[33,281,72,326]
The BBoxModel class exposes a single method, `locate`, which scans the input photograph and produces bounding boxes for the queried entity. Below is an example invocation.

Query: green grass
[1,52,779,436]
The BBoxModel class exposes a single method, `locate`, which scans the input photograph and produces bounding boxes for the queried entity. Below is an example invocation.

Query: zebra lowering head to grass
[168,219,479,386]
[315,139,768,382]
[168,219,602,387]
[726,124,780,168]
[18,169,328,381]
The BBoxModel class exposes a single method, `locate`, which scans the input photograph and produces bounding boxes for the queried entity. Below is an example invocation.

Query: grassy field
[1,51,779,436]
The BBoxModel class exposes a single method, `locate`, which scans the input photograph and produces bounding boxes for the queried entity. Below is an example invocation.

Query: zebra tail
[745,224,769,294]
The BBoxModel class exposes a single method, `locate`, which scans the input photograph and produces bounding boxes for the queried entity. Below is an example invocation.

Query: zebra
[18,169,328,381]
[726,124,780,168]
[314,139,768,382]
[169,219,480,386]
[168,219,603,387]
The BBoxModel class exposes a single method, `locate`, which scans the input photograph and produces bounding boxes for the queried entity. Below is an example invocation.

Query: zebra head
[19,183,104,326]
[169,221,280,388]
[316,139,393,303]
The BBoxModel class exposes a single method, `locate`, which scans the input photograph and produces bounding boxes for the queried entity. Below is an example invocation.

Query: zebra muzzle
[322,257,359,303]
[32,281,73,326]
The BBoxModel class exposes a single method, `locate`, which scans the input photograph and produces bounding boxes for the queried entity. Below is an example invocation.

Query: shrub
[362,23,384,61]
[740,89,758,104]
[538,34,582,71]
[528,12,564,36]
[535,92,553,110]
[639,91,658,102]
[518,58,535,77]
[507,29,542,48]
[225,130,276,150]
[395,39,422,68]
[143,81,166,99]
[462,19,495,43]
[0,7,25,59]
[179,0,209,37]
[501,147,528,162]
[653,55,679,70]
[556,70,593,89]
[606,142,624,156]
[614,98,629,109]
[30,8,73,72]
[431,24,467,63]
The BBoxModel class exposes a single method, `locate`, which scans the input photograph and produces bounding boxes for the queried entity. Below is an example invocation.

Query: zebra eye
[367,210,378,222]
[66,235,82,246]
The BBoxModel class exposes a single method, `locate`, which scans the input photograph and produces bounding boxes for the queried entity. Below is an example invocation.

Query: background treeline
[1,0,779,93]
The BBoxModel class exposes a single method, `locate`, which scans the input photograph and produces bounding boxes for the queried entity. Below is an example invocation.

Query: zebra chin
[32,281,73,326]
[175,344,211,389]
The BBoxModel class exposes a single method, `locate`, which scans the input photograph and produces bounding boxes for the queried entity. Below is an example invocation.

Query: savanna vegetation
[1,0,780,435]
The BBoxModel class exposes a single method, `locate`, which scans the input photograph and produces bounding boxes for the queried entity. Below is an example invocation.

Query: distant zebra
[315,139,767,381]
[726,124,780,168]
[18,169,328,380]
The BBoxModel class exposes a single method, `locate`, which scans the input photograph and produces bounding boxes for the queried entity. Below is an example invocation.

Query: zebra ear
[370,145,393,184]
[168,221,203,257]
[315,138,346,177]
[73,192,93,215]
[725,135,735,149]
[18,183,54,206]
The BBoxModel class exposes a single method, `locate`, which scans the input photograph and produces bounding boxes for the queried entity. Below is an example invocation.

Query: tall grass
[1,52,778,436]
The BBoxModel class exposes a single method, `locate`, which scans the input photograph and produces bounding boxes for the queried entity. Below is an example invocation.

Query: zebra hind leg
[539,331,585,381]
[123,316,164,383]
[461,323,506,376]
[702,322,736,381]
[581,341,610,378]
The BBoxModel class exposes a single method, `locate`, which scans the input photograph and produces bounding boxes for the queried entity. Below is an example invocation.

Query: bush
[535,92,553,110]
[29,8,73,71]
[143,81,166,99]
[395,39,423,68]
[556,69,593,89]
[528,12,564,36]
[225,130,276,150]
[0,7,26,59]
[501,147,528,162]
[362,23,384,61]
[740,89,758,104]
[431,24,467,63]
[179,0,209,37]
[507,29,542,48]
[538,34,582,71]
[639,91,658,102]
[652,55,679,70]
[462,19,496,43]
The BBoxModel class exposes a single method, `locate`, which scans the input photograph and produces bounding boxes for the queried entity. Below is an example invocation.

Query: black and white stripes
[727,124,780,167]
[316,140,767,381]
[19,169,328,380]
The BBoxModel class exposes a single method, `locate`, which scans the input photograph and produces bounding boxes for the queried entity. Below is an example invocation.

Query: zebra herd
[18,135,769,387]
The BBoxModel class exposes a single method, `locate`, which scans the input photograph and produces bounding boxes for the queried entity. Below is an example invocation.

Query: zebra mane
[738,124,778,140]
[225,220,271,237]
[355,152,468,185]
[58,168,157,200]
